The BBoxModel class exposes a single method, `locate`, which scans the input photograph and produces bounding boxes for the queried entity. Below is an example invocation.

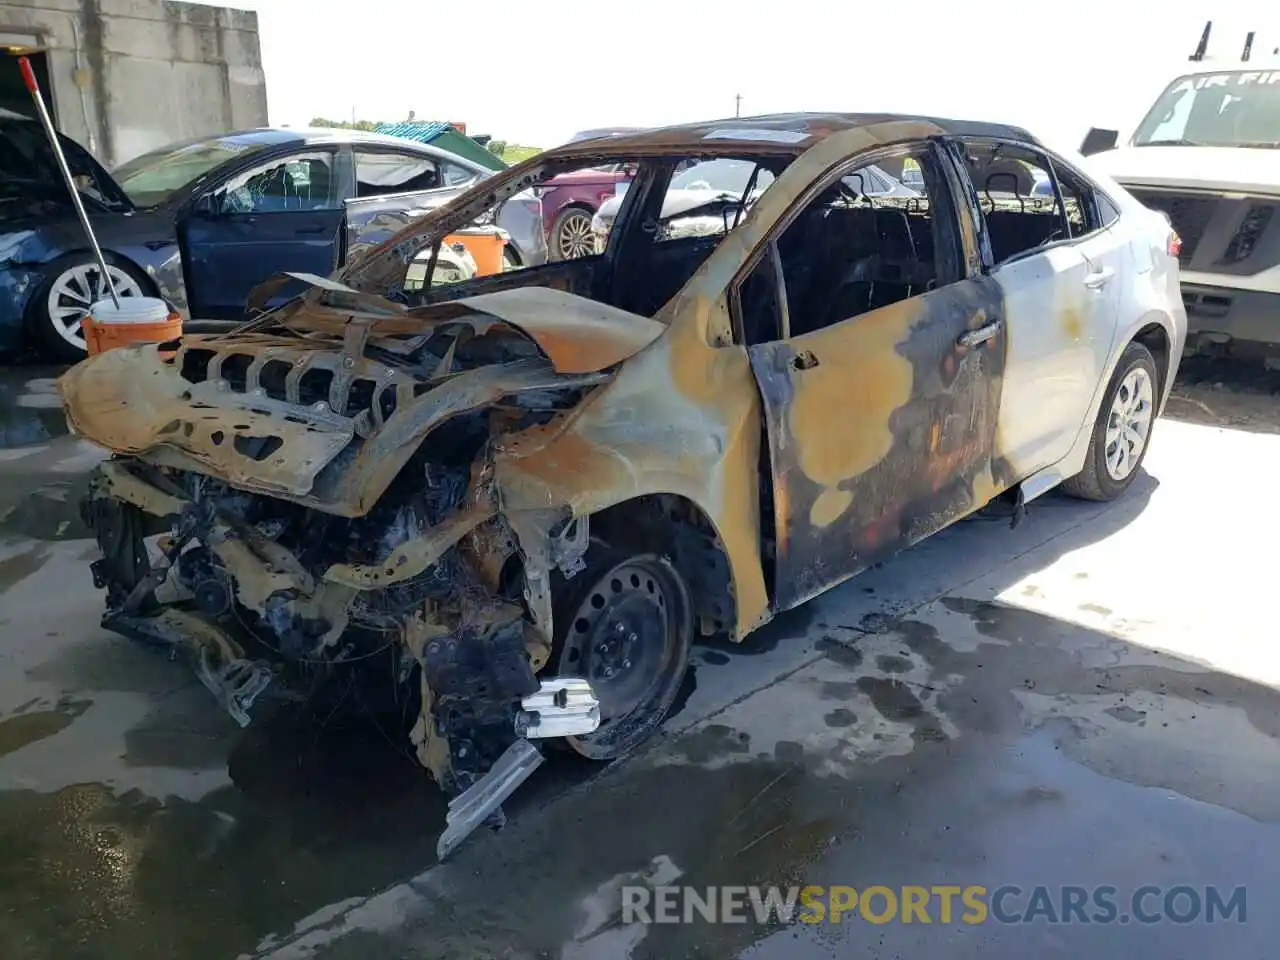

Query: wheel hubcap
[46,264,143,351]
[1104,367,1154,481]
[557,213,595,259]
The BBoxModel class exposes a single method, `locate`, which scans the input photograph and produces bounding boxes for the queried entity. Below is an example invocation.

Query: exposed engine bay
[61,273,682,857]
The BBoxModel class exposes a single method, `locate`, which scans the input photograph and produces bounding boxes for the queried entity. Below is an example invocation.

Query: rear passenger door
[740,142,1007,611]
[342,148,481,261]
[1051,158,1126,397]
[946,139,1116,483]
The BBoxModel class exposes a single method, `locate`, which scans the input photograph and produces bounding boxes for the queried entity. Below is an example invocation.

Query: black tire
[549,206,595,261]
[27,252,152,363]
[1061,341,1159,502]
[549,544,693,761]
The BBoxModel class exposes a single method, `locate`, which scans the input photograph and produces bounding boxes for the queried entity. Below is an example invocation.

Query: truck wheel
[29,254,147,363]
[550,206,595,260]
[1061,341,1158,502]
[550,547,693,760]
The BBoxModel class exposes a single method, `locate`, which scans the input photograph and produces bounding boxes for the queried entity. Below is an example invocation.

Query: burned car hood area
[60,271,668,791]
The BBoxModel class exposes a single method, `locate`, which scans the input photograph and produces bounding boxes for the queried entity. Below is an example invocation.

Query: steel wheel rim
[559,556,687,756]
[1104,366,1154,481]
[556,212,595,259]
[46,264,143,351]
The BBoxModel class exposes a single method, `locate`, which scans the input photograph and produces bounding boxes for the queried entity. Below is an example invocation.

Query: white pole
[17,54,119,308]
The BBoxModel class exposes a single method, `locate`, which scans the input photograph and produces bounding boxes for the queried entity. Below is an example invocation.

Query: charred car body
[61,114,1185,855]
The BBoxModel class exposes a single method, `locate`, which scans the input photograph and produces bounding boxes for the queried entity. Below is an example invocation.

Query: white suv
[1082,53,1280,361]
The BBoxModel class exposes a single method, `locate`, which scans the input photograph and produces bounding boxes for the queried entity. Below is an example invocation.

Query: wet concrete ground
[0,359,1277,959]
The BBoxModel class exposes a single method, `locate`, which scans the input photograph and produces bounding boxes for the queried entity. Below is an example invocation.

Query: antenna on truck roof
[1190,20,1211,61]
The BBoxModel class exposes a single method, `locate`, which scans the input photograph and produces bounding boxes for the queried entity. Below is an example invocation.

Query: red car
[538,128,642,260]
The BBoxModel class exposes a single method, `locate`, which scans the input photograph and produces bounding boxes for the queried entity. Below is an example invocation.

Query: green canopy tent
[374,121,507,172]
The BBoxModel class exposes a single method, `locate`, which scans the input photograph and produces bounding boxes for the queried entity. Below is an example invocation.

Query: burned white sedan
[60,113,1186,857]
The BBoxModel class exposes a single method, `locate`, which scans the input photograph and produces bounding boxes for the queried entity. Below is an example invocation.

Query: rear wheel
[551,548,693,761]
[549,206,595,260]
[1061,341,1158,501]
[29,254,148,362]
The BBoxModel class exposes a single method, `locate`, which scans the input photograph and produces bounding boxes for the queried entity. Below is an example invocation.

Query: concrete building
[1,0,267,167]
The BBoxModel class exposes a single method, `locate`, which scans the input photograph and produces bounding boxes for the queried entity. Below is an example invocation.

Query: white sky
[225,0,1277,151]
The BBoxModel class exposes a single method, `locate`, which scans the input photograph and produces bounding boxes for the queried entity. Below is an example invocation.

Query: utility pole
[735,93,742,117]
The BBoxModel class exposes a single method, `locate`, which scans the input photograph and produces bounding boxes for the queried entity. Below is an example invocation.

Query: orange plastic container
[82,296,183,356]
[444,227,508,276]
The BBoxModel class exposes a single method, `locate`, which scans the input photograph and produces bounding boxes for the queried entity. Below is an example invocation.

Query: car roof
[125,127,487,167]
[566,126,647,143]
[541,113,1038,159]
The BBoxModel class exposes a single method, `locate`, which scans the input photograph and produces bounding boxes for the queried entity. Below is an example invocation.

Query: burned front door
[743,146,1007,611]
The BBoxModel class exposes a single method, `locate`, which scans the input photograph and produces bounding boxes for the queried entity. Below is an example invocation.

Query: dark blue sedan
[0,113,546,361]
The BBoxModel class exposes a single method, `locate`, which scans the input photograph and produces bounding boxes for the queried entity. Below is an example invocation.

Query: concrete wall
[0,0,267,167]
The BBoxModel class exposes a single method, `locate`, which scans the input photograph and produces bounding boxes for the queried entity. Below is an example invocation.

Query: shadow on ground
[1164,356,1280,435]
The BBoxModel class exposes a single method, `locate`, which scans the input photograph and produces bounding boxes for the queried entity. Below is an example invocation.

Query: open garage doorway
[0,48,56,124]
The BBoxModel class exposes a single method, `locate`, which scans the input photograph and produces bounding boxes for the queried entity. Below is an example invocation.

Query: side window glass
[847,164,897,197]
[354,151,441,197]
[648,157,775,244]
[1049,161,1097,237]
[738,146,962,343]
[442,162,478,187]
[210,152,339,213]
[1096,193,1121,227]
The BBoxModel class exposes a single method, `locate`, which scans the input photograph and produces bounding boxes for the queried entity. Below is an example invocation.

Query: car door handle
[957,319,1003,348]
[1084,267,1114,290]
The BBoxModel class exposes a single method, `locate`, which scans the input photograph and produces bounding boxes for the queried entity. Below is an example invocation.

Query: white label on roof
[703,128,811,144]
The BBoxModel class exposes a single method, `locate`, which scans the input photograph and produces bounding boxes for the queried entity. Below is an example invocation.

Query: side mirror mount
[190,193,219,218]
[1079,128,1119,157]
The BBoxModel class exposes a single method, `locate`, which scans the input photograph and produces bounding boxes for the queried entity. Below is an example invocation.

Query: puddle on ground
[0,544,50,592]
[0,370,69,451]
[876,653,912,673]
[0,479,93,541]
[332,751,861,960]
[0,698,91,758]
[0,703,596,960]
[814,634,864,669]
